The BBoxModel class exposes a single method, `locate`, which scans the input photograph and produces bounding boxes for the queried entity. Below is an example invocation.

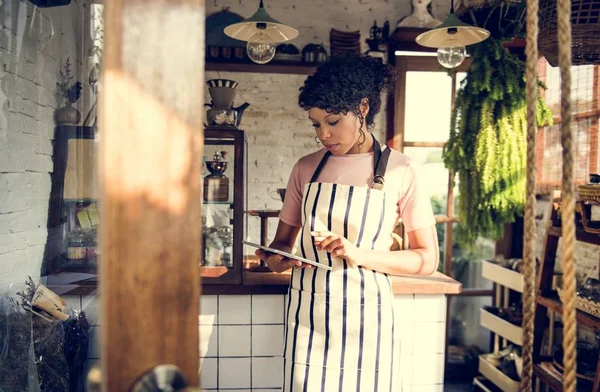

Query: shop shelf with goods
[532,191,600,392]
[201,128,247,285]
[44,125,98,294]
[43,127,249,292]
[475,258,524,392]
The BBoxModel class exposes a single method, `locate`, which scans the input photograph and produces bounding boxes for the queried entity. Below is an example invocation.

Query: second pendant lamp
[415,0,490,68]
[224,0,299,64]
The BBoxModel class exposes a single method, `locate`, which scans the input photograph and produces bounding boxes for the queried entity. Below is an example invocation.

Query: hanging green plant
[443,37,553,247]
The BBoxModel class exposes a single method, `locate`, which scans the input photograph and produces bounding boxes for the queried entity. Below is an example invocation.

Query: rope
[521,0,539,385]
[557,0,578,387]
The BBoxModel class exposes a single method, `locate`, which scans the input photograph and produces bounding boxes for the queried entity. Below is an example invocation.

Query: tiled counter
[63,273,459,392]
[197,292,454,392]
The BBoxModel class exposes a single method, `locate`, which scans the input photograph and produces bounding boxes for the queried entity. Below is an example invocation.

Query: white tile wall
[200,357,218,390]
[252,324,284,356]
[200,295,218,325]
[413,322,446,354]
[199,324,218,358]
[397,316,415,355]
[252,357,284,388]
[412,353,445,385]
[413,295,447,322]
[202,295,286,390]
[219,295,251,324]
[252,295,284,324]
[412,384,444,392]
[399,353,413,391]
[220,325,252,357]
[219,357,252,389]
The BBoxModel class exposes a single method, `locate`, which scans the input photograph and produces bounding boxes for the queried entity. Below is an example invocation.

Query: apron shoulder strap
[307,136,392,188]
[372,139,392,190]
[309,150,331,183]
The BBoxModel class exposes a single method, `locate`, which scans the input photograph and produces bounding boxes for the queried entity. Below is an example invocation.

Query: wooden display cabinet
[200,128,246,284]
[44,125,98,278]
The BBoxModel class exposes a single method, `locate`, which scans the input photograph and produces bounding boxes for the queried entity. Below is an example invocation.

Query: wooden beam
[100,0,204,389]
[393,58,407,151]
[404,141,446,148]
[589,66,600,175]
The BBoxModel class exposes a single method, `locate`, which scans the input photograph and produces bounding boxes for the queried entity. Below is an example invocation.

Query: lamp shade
[224,5,298,43]
[416,14,490,48]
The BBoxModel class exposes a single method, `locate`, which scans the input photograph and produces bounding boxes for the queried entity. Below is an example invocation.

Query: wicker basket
[539,0,600,67]
[578,184,600,202]
[557,287,600,319]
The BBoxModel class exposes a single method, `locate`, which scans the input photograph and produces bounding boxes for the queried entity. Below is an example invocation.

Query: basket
[539,0,600,67]
[578,184,600,202]
[557,287,600,318]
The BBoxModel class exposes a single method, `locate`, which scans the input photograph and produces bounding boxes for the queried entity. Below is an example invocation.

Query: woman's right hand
[255,249,312,273]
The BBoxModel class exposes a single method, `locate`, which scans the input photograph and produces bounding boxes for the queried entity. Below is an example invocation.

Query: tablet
[243,241,333,271]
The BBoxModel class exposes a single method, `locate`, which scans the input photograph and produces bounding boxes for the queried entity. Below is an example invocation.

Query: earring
[315,136,320,145]
[357,113,366,152]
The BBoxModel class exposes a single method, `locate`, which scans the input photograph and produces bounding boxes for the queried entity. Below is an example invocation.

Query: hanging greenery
[442,37,553,247]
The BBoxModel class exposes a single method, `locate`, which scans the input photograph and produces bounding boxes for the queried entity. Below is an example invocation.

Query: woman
[255,54,439,391]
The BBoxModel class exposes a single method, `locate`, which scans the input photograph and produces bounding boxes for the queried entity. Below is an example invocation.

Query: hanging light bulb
[437,33,466,68]
[247,28,276,64]
[224,0,298,65]
[415,0,489,68]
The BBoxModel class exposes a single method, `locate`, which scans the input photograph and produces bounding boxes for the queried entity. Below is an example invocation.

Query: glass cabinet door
[201,128,246,284]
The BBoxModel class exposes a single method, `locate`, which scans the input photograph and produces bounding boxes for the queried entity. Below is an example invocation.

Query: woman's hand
[311,231,364,266]
[255,249,314,273]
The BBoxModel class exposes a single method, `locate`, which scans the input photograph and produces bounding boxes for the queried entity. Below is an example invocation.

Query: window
[390,54,495,363]
[536,63,600,193]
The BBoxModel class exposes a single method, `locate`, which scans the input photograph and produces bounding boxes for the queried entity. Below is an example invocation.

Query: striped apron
[283,139,400,392]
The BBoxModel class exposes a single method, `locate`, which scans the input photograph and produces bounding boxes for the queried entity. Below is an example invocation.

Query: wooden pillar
[100,0,205,390]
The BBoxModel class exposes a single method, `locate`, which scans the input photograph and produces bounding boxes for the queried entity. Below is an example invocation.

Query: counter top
[243,270,462,295]
[47,270,461,296]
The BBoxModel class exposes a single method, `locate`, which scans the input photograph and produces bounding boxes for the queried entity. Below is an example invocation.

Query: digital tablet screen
[243,241,332,271]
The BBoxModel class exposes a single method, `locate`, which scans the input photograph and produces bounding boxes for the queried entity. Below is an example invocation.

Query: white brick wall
[0,1,93,292]
[204,0,456,246]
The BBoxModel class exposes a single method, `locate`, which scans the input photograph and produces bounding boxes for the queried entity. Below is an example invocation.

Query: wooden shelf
[205,60,317,75]
[481,259,524,293]
[478,354,520,392]
[533,359,598,392]
[548,225,600,245]
[534,195,600,392]
[537,292,600,333]
[473,376,503,392]
[200,265,230,279]
[533,362,564,392]
[480,308,523,346]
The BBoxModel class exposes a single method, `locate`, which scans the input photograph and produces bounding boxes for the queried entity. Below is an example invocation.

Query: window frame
[535,62,600,194]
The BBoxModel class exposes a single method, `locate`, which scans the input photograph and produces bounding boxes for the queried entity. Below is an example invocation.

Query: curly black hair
[298,54,396,129]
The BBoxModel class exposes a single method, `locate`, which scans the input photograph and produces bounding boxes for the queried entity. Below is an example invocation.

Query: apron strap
[372,138,391,190]
[309,150,332,183]
[309,134,392,189]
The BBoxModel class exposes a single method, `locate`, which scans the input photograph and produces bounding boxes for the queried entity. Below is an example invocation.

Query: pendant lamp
[224,0,299,64]
[415,0,490,68]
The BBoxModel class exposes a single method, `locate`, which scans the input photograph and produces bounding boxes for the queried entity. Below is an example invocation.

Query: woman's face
[308,106,366,155]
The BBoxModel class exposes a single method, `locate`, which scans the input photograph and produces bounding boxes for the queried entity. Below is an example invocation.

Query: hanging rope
[521,0,539,386]
[557,0,578,387]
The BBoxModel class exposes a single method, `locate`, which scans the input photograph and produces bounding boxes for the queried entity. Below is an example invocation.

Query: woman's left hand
[311,231,364,266]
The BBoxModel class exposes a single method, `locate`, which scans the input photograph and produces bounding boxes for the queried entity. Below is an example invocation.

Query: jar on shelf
[66,227,89,260]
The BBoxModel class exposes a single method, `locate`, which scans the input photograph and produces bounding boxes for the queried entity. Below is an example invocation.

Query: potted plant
[442,4,554,248]
[55,57,82,125]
